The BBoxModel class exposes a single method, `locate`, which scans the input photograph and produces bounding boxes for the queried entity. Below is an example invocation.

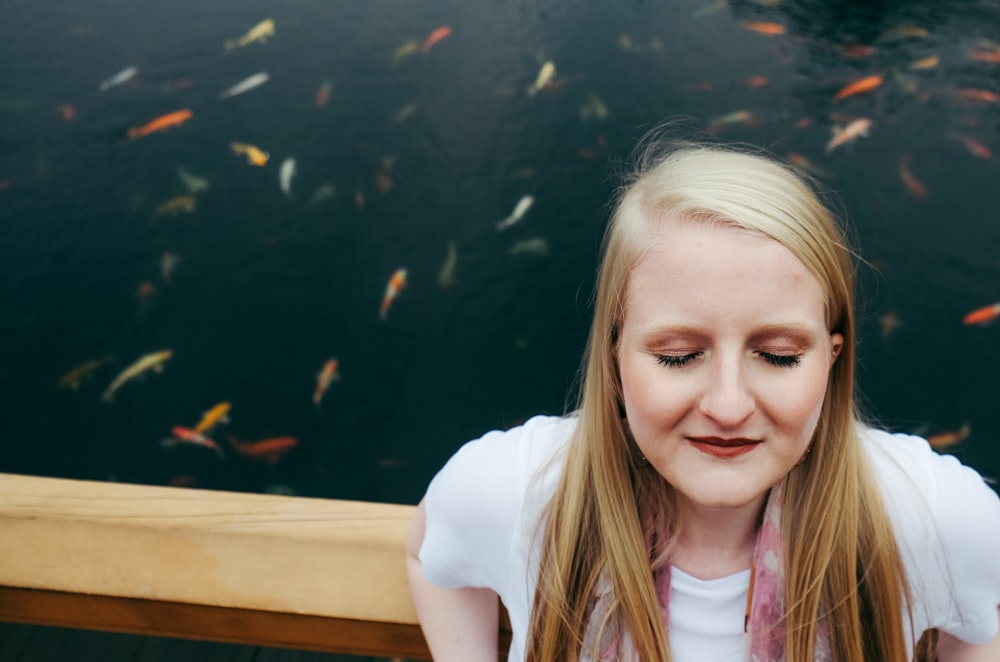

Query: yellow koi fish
[392,39,419,66]
[58,358,109,390]
[230,141,269,166]
[437,240,457,289]
[151,195,196,221]
[529,61,556,96]
[100,349,172,403]
[194,402,231,434]
[225,19,275,50]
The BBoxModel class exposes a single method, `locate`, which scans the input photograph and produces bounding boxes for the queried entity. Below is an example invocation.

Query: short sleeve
[868,429,1000,644]
[418,415,572,594]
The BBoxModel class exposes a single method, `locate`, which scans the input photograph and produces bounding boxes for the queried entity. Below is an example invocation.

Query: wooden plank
[0,473,418,624]
[0,587,433,659]
[0,474,513,660]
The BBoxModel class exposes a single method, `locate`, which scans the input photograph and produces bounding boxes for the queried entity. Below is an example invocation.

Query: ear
[829,333,845,365]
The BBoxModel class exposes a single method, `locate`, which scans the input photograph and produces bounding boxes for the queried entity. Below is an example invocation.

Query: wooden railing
[0,473,511,659]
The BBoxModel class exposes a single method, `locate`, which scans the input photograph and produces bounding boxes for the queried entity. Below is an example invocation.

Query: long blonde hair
[526,137,914,661]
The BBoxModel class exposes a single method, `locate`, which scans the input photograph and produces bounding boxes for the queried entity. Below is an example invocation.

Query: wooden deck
[0,473,511,661]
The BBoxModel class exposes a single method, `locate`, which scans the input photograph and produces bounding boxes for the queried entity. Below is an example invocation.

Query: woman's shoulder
[442,414,577,482]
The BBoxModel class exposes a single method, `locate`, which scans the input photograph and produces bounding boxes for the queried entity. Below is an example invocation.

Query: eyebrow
[633,322,825,345]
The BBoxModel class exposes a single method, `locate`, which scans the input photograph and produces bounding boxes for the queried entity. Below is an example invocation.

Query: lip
[687,437,761,458]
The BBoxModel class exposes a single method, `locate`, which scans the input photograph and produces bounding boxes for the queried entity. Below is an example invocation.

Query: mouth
[687,436,761,458]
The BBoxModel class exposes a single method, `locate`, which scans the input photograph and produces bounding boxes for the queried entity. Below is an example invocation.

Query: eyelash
[655,352,802,368]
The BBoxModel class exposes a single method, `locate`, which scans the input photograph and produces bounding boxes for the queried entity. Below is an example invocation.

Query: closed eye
[656,353,701,368]
[759,352,801,368]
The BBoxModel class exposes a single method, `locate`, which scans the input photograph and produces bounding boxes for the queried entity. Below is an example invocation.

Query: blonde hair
[526,137,915,661]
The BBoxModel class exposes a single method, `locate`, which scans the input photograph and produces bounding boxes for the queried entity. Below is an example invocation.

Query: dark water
[2,0,999,506]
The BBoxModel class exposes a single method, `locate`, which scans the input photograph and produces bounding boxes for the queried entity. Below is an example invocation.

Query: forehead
[623,219,829,328]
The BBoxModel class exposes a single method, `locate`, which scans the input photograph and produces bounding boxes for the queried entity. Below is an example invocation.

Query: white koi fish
[437,240,457,289]
[218,72,270,100]
[225,19,275,50]
[99,66,138,92]
[100,349,172,403]
[528,61,556,97]
[496,195,535,231]
[279,158,296,200]
[176,166,209,194]
[306,183,336,207]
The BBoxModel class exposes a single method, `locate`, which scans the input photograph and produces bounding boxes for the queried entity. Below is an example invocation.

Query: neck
[670,494,766,580]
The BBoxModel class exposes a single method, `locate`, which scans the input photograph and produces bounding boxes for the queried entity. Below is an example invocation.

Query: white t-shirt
[419,415,1000,661]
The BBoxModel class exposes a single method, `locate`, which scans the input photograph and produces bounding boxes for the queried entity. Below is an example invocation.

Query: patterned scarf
[581,481,833,661]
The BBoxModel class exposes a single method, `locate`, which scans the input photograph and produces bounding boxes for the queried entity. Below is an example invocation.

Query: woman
[406,136,1000,661]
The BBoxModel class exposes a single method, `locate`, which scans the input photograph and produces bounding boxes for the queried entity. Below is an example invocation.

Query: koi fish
[59,104,76,121]
[164,426,225,459]
[579,92,610,121]
[226,434,298,464]
[509,237,550,257]
[279,158,296,200]
[834,74,883,100]
[970,49,1000,63]
[496,195,535,231]
[438,240,457,289]
[224,19,275,50]
[421,25,452,53]
[151,195,196,221]
[951,133,993,159]
[825,118,872,153]
[315,79,332,107]
[127,109,192,140]
[313,358,340,408]
[160,250,181,283]
[176,166,209,194]
[194,401,231,434]
[707,109,759,132]
[99,66,138,92]
[218,72,269,100]
[528,61,556,96]
[100,349,172,403]
[230,141,269,166]
[786,153,830,178]
[879,309,902,339]
[58,358,108,390]
[740,21,786,36]
[379,268,408,320]
[885,24,928,39]
[909,55,939,70]
[306,183,336,208]
[392,39,420,65]
[898,155,927,199]
[927,423,971,451]
[392,101,419,124]
[963,302,1000,325]
[954,88,999,103]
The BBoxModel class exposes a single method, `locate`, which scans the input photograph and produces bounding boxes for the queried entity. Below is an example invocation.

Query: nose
[697,355,756,427]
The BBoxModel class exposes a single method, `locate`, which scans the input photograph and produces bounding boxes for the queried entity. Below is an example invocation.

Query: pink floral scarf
[581,481,833,661]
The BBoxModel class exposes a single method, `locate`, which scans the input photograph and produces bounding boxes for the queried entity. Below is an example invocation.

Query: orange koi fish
[898,155,927,199]
[226,434,298,464]
[194,401,231,434]
[740,21,786,36]
[58,358,108,390]
[151,195,196,221]
[951,133,993,159]
[825,118,872,153]
[379,268,408,319]
[165,426,225,458]
[313,358,340,408]
[909,55,939,70]
[315,79,332,107]
[954,88,999,103]
[879,309,902,339]
[963,302,1000,325]
[229,141,269,166]
[834,74,883,100]
[927,423,971,451]
[59,104,76,121]
[970,49,1000,63]
[421,25,452,53]
[127,109,193,139]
